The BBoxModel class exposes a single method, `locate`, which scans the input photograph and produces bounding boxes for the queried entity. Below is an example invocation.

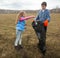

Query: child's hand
[30,16,35,18]
[32,16,35,18]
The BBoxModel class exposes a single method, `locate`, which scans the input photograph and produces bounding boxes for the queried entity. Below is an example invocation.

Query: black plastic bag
[32,21,43,32]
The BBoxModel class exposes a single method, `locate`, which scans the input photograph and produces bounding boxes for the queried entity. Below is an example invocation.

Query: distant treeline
[0,8,60,14]
[50,8,60,13]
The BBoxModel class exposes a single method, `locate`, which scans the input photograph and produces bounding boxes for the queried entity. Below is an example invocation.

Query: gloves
[44,20,48,26]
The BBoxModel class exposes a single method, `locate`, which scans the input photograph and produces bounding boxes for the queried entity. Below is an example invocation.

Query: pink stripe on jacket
[20,16,34,21]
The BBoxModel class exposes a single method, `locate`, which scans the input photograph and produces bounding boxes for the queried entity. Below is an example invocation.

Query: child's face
[41,5,46,10]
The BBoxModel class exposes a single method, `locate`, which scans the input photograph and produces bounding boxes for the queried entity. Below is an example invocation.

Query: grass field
[0,13,60,58]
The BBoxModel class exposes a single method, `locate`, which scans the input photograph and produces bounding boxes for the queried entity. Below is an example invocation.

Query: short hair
[41,2,47,6]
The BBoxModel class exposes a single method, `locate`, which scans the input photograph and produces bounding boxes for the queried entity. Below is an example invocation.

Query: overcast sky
[0,0,60,10]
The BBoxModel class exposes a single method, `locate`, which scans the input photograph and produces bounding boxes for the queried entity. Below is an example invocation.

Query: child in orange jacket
[32,2,50,56]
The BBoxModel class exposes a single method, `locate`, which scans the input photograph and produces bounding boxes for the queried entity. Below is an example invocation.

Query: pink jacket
[20,16,34,21]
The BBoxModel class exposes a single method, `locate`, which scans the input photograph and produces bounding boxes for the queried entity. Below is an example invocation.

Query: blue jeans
[14,30,23,46]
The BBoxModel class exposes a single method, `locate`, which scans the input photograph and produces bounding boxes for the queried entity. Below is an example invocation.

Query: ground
[0,13,60,58]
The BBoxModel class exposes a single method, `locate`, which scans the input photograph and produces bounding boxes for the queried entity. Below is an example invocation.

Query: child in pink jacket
[15,11,35,50]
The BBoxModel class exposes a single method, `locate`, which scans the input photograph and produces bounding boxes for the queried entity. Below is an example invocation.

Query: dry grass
[0,13,60,58]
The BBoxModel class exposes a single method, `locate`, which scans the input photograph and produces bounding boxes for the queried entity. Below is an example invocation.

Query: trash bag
[32,21,43,32]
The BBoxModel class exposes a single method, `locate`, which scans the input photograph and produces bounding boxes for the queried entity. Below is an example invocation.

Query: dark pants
[37,26,47,51]
[32,21,47,53]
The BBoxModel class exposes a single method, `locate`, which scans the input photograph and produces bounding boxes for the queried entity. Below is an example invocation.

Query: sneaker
[37,44,46,56]
[19,45,23,49]
[40,47,46,56]
[14,46,20,51]
[41,49,46,56]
